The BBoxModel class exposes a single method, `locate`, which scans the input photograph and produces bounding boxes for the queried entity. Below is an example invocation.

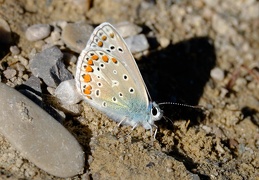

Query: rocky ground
[0,0,258,179]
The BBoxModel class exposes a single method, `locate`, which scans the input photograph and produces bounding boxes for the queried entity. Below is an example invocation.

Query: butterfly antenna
[158,102,206,111]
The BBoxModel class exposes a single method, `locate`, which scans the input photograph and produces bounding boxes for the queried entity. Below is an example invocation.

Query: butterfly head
[151,102,163,121]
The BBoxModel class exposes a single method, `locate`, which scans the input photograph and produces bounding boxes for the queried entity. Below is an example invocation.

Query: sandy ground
[0,0,258,179]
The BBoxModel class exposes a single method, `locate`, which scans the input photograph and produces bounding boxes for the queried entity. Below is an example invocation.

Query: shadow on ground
[139,36,216,124]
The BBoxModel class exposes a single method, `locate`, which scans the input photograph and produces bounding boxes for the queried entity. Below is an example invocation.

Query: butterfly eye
[152,107,158,116]
[151,103,163,121]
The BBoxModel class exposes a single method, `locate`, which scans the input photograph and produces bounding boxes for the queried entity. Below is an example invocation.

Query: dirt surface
[0,0,258,179]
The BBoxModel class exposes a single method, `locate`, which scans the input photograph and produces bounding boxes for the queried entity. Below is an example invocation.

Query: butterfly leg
[118,117,127,127]
[153,124,158,140]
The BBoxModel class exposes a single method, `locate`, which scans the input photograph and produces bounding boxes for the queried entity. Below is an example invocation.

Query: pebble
[0,83,85,177]
[25,24,51,41]
[3,68,17,79]
[62,21,94,53]
[29,46,73,87]
[158,37,170,48]
[55,79,82,105]
[114,21,142,38]
[124,34,149,53]
[10,45,20,55]
[34,40,46,49]
[210,67,224,81]
[17,56,29,67]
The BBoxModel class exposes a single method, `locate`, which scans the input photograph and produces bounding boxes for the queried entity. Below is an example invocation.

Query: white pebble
[10,46,20,55]
[55,79,82,105]
[210,67,224,81]
[25,24,51,41]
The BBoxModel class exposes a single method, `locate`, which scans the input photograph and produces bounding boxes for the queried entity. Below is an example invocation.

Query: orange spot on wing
[83,74,91,82]
[86,65,93,72]
[112,57,118,64]
[98,41,103,47]
[86,85,92,90]
[88,59,93,65]
[102,36,107,41]
[84,88,91,95]
[92,54,99,60]
[110,33,114,38]
[102,55,109,62]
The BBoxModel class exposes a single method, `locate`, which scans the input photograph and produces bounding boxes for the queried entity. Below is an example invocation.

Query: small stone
[29,46,73,87]
[158,37,170,48]
[23,75,42,94]
[124,34,149,53]
[16,63,25,74]
[34,40,46,49]
[210,67,224,81]
[18,56,29,67]
[56,20,68,30]
[55,79,82,105]
[62,21,94,53]
[63,52,78,64]
[3,68,17,79]
[25,24,51,41]
[50,30,61,42]
[114,21,142,38]
[0,83,85,177]
[10,45,20,55]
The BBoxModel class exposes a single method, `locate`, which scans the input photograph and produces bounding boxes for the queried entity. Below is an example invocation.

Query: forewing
[85,22,150,106]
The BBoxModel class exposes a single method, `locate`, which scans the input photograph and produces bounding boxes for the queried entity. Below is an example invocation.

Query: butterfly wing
[86,22,150,105]
[75,23,150,125]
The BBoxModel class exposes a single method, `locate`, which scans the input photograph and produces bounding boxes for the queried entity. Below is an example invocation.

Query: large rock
[0,83,85,177]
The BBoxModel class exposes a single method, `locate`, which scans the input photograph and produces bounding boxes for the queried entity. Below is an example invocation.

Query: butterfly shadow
[138,36,216,129]
[138,36,216,178]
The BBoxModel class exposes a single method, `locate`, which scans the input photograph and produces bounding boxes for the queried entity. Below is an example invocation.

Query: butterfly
[75,22,164,137]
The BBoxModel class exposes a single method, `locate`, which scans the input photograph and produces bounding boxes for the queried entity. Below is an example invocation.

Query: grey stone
[125,34,149,53]
[23,76,42,93]
[62,21,94,53]
[114,21,142,38]
[29,46,73,87]
[0,83,85,177]
[25,24,51,41]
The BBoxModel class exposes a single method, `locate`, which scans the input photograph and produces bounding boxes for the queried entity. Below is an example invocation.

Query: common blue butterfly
[75,22,163,137]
